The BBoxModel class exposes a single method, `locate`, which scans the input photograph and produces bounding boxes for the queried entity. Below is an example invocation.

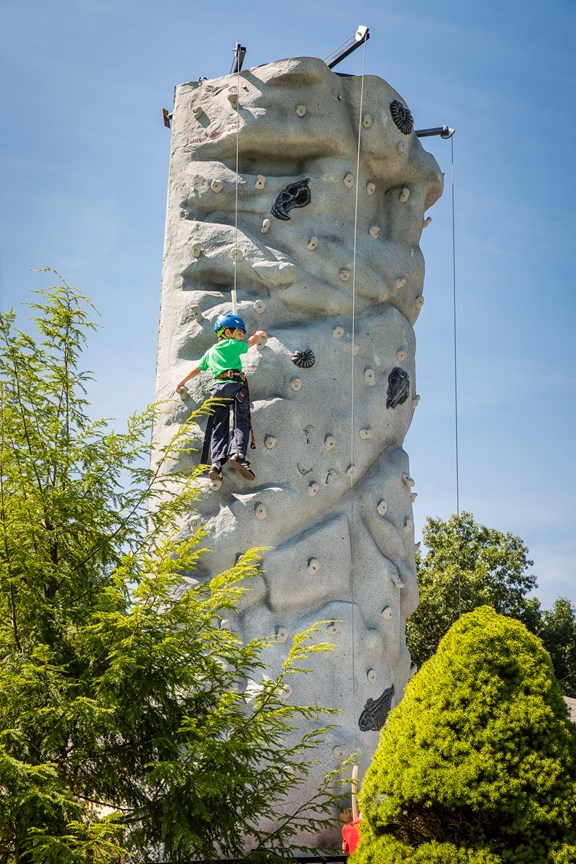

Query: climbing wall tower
[154,55,443,826]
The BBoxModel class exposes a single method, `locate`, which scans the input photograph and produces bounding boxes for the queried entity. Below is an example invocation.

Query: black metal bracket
[415,125,455,139]
[325,25,370,69]
[231,42,247,74]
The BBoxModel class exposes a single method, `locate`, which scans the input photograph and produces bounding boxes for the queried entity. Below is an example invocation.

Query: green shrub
[355,606,576,864]
[351,828,502,863]
[548,845,576,864]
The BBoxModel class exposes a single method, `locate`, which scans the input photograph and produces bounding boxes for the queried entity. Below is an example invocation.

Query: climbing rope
[348,35,368,766]
[449,133,462,618]
[231,44,242,315]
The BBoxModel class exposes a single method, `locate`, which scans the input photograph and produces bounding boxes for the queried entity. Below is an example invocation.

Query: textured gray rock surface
[154,56,442,839]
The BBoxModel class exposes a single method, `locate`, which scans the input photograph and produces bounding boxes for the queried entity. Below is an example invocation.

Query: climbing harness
[217,369,246,381]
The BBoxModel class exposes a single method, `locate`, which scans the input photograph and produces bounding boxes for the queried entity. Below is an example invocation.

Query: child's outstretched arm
[175,366,200,393]
[247,330,267,349]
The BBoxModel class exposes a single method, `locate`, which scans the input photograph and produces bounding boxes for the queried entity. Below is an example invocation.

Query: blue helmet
[213,313,246,334]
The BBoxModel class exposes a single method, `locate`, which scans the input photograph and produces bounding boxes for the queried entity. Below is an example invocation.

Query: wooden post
[351,764,359,821]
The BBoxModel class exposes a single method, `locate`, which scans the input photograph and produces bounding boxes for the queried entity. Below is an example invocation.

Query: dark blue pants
[209,380,251,465]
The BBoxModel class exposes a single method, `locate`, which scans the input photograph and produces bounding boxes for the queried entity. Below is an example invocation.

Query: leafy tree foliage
[407,513,541,669]
[0,274,338,863]
[406,514,576,697]
[355,606,576,864]
[538,598,576,699]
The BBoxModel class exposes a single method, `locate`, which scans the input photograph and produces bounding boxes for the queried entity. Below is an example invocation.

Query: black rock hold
[390,99,414,135]
[386,367,410,409]
[358,685,395,732]
[272,178,311,221]
[291,348,315,368]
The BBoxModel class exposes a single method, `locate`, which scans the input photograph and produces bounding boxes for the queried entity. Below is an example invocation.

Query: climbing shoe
[209,463,223,482]
[228,454,255,481]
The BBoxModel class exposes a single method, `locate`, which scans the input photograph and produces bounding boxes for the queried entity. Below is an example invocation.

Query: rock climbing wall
[154,55,442,841]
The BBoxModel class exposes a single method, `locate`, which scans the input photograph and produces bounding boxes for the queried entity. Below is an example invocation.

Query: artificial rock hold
[307,557,320,575]
[291,348,315,368]
[271,178,311,221]
[390,99,414,134]
[358,685,395,731]
[324,435,336,451]
[254,502,267,520]
[386,367,410,409]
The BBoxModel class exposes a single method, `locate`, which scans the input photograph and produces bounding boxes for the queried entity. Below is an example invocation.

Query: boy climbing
[175,313,267,483]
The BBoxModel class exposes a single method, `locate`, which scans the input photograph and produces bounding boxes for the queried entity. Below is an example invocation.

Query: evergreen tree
[0,273,338,863]
[355,606,576,864]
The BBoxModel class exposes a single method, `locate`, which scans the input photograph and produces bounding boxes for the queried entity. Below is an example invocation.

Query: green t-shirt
[198,338,249,379]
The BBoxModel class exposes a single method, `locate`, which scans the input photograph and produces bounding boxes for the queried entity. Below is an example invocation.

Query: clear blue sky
[1,0,574,609]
